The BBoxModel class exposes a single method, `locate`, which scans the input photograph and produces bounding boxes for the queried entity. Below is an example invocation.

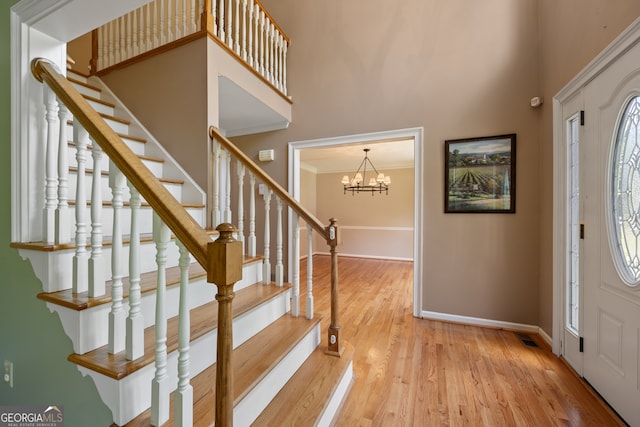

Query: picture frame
[444,133,516,213]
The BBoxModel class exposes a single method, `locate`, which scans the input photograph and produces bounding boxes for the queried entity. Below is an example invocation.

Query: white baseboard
[422,310,541,335]
[312,251,413,262]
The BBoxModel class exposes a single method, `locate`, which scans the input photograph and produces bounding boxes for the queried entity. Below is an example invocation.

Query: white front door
[582,38,640,426]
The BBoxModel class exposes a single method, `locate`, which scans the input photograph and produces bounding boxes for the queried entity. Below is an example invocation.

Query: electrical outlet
[4,360,13,388]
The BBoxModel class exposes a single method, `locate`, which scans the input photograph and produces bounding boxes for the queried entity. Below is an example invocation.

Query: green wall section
[0,2,113,426]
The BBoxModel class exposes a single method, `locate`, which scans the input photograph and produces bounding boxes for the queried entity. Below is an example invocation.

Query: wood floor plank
[299,255,626,427]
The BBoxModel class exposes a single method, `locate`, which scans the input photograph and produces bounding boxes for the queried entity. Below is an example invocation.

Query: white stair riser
[41,257,264,353]
[66,116,129,135]
[67,146,164,176]
[84,98,114,116]
[64,205,206,242]
[70,82,101,99]
[64,136,147,156]
[78,289,292,426]
[234,321,320,426]
[68,172,184,205]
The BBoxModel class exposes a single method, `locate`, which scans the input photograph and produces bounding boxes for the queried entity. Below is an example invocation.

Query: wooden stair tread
[254,341,354,426]
[36,255,264,310]
[122,315,322,427]
[68,282,293,379]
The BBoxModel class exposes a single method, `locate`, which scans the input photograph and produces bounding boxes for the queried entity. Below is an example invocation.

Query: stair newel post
[326,218,343,357]
[237,161,245,254]
[262,188,272,285]
[151,213,171,426]
[306,223,314,319]
[88,141,105,297]
[43,86,58,245]
[248,173,256,257]
[208,223,243,427]
[108,164,126,354]
[275,197,283,287]
[175,239,193,427]
[72,123,89,294]
[55,101,70,245]
[126,184,144,360]
[291,212,300,317]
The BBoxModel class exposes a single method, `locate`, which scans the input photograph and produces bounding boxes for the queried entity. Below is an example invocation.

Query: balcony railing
[92,0,289,96]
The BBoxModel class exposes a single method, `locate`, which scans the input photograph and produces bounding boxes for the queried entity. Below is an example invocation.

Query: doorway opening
[288,127,424,316]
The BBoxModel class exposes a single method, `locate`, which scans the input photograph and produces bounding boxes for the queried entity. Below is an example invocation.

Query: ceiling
[300,138,415,174]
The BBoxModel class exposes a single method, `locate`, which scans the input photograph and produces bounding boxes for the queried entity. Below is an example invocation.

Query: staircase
[15,60,354,426]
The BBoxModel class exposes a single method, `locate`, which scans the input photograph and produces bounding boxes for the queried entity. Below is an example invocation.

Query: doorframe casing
[552,16,640,356]
[287,127,424,317]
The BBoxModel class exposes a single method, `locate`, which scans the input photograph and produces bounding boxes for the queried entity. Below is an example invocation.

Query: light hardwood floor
[303,255,626,426]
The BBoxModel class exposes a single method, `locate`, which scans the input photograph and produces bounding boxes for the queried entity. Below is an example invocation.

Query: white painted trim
[552,15,640,357]
[538,327,552,348]
[319,360,354,427]
[422,310,541,335]
[339,225,414,232]
[313,251,413,262]
[287,127,425,317]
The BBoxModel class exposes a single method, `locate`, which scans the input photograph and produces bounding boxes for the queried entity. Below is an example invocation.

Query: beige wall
[314,168,414,260]
[537,2,640,333]
[235,0,543,326]
[299,167,317,258]
[101,37,210,188]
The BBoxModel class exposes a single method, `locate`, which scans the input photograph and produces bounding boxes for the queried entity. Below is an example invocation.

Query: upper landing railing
[91,0,289,96]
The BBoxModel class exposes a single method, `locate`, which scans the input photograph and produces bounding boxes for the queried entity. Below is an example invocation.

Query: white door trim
[553,16,640,355]
[287,127,424,317]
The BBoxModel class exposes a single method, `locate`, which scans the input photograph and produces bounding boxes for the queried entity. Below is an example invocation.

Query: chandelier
[341,148,391,195]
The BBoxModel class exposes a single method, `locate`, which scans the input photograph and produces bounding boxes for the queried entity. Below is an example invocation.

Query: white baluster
[126,184,144,360]
[234,0,240,54]
[175,0,181,40]
[190,0,197,33]
[132,9,139,57]
[291,212,300,317]
[126,14,133,60]
[275,197,283,287]
[247,0,254,66]
[282,36,288,95]
[248,173,256,257]
[183,0,189,36]
[224,149,232,223]
[108,164,126,354]
[114,18,122,64]
[56,101,71,244]
[174,239,193,427]
[151,213,171,426]
[226,0,233,46]
[212,0,218,35]
[277,33,284,91]
[267,21,274,83]
[260,10,266,76]
[160,0,167,45]
[241,0,248,60]
[43,86,58,245]
[306,223,314,319]
[236,161,245,253]
[88,141,105,297]
[107,22,115,67]
[211,138,221,227]
[148,3,155,50]
[72,123,89,294]
[97,26,105,71]
[218,0,225,41]
[263,189,271,285]
[153,1,159,48]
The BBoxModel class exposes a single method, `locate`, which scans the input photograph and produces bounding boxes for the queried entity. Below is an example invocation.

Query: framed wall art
[444,133,516,213]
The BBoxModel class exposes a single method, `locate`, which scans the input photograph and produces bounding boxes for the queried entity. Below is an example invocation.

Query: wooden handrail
[209,126,328,240]
[31,58,212,269]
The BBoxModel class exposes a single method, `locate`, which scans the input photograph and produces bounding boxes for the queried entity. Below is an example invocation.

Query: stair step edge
[67,283,294,380]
